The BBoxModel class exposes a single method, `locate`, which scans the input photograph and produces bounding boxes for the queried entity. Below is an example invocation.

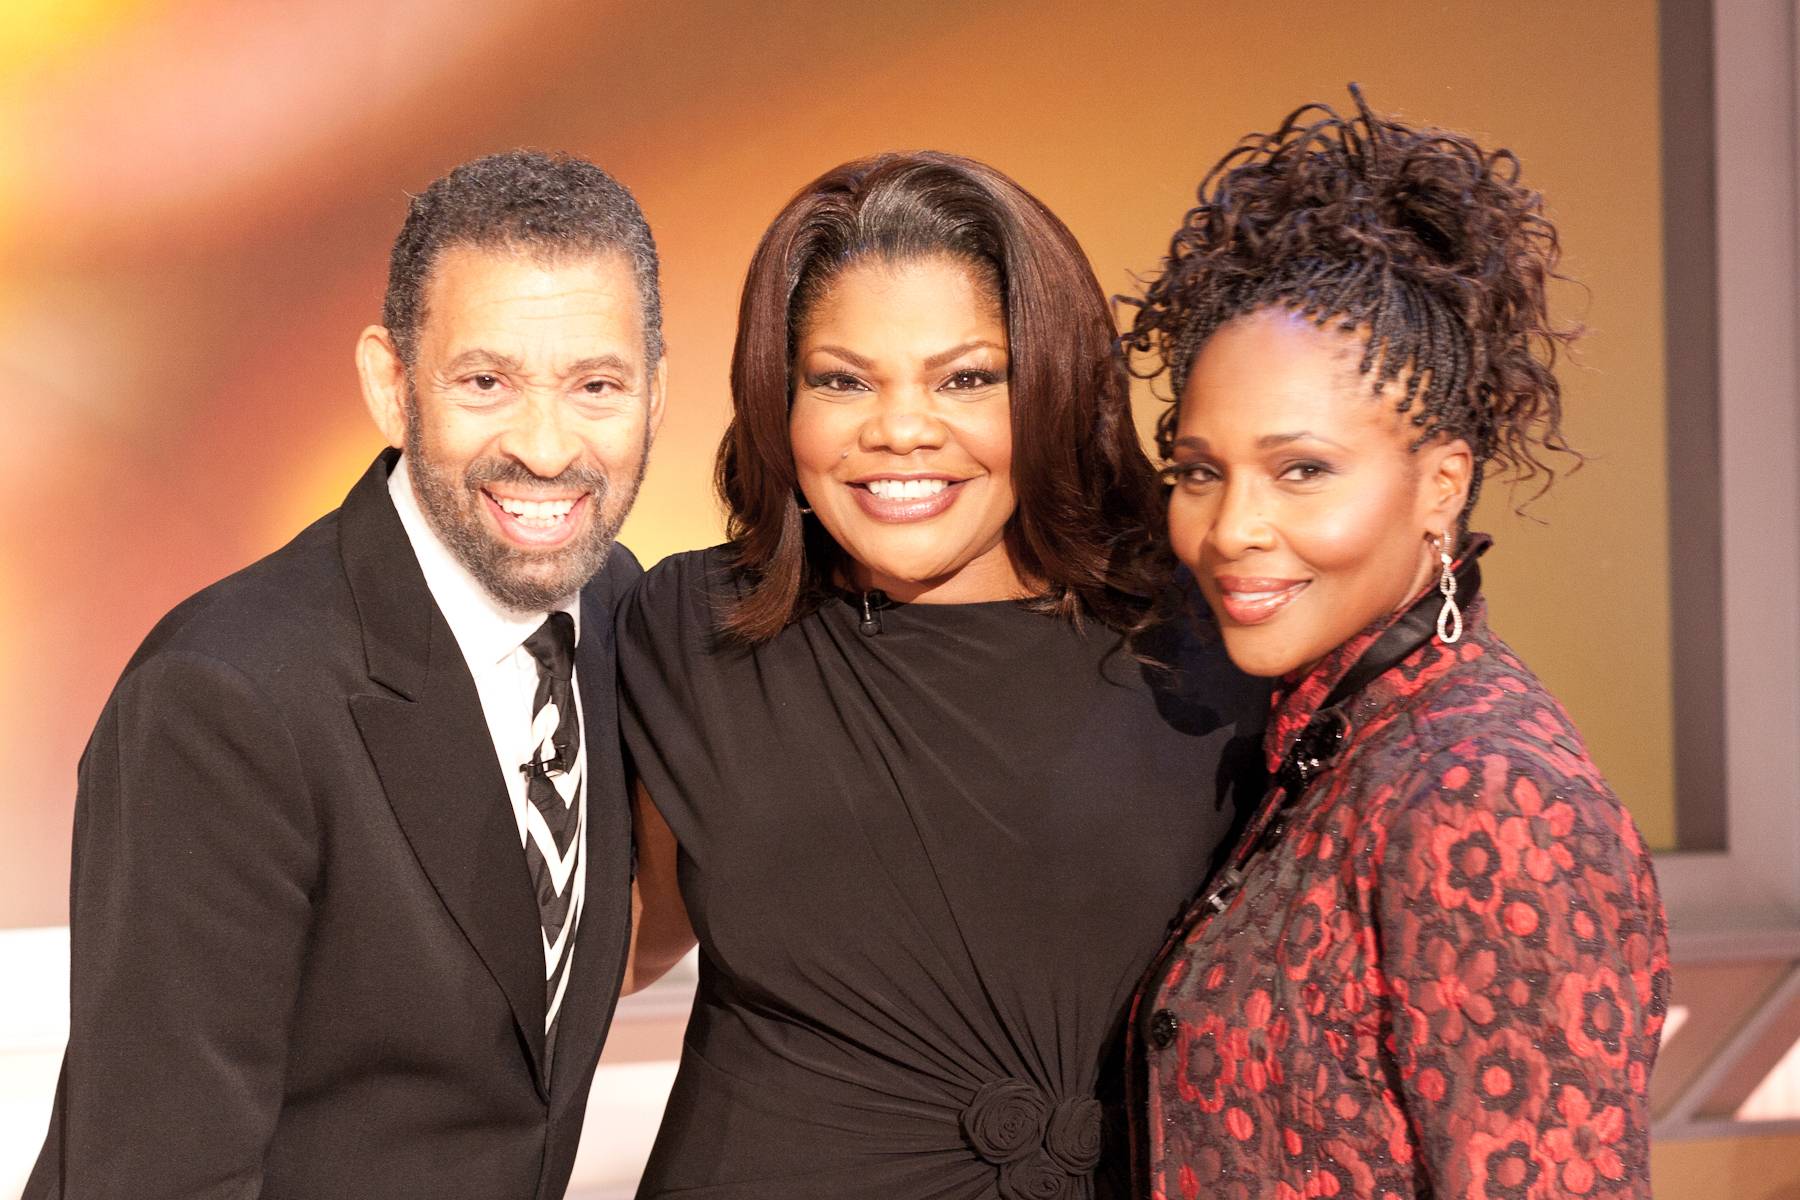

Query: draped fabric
[618,547,1263,1199]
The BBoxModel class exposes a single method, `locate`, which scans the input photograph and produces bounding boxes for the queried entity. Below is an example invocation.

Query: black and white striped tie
[521,612,583,1069]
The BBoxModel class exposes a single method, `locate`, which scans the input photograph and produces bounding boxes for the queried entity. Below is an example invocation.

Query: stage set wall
[2,0,1797,1195]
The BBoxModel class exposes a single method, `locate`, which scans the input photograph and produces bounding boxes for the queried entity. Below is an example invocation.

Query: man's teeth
[866,478,950,501]
[494,495,577,526]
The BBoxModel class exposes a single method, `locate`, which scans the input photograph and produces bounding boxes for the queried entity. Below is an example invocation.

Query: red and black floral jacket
[1131,565,1670,1200]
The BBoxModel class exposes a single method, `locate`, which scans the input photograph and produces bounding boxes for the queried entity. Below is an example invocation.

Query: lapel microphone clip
[859,590,888,637]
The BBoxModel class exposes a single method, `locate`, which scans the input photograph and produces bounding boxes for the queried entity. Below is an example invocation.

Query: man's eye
[582,379,619,394]
[470,374,501,391]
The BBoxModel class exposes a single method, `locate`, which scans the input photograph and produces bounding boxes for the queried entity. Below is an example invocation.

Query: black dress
[617,547,1261,1199]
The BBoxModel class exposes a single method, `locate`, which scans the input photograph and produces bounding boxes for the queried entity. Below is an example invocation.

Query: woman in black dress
[618,152,1260,1199]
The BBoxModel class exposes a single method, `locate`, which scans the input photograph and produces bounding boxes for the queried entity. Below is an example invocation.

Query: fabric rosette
[1043,1096,1103,1173]
[962,1078,1103,1198]
[961,1078,1048,1164]
[999,1149,1073,1200]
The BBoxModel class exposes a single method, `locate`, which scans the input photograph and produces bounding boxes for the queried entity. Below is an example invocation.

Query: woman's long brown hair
[716,150,1165,642]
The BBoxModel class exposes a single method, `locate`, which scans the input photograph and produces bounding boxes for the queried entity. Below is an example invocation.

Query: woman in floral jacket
[1117,87,1670,1199]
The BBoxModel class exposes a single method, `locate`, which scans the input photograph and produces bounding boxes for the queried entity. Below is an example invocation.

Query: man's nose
[499,393,582,480]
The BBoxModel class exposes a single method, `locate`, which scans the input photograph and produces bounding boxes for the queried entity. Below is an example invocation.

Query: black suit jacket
[26,450,641,1199]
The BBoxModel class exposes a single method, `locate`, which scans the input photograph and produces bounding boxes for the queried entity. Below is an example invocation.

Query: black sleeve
[613,551,727,862]
[1133,573,1271,862]
[38,649,318,1199]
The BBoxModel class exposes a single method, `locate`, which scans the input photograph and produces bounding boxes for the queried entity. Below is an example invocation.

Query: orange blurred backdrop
[0,0,1673,929]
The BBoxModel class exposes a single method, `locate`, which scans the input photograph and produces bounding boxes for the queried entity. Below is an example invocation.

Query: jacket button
[1148,1009,1179,1049]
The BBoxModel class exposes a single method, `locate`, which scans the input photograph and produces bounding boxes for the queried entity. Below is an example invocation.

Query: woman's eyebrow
[922,339,1005,372]
[1256,431,1348,451]
[807,344,875,369]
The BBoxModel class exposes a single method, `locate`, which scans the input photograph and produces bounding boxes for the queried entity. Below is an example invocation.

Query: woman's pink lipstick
[847,475,969,523]
[1214,576,1309,625]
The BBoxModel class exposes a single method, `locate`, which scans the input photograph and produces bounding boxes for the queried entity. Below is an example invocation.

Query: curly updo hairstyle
[1120,85,1579,522]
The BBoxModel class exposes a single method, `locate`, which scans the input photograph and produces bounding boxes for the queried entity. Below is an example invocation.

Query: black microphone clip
[519,752,570,781]
[858,590,888,637]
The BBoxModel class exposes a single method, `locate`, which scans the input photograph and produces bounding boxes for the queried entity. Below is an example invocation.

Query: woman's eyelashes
[1162,460,1220,489]
[799,365,1007,395]
[804,370,867,393]
[941,367,1005,391]
[1277,459,1335,484]
[1159,458,1337,489]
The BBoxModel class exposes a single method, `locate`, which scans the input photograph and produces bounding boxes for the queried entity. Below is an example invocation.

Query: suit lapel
[338,451,550,1092]
[548,560,635,1103]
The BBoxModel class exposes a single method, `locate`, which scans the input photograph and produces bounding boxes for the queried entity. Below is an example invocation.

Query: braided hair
[1120,85,1580,519]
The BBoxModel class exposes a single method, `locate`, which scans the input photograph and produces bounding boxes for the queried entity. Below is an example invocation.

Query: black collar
[1276,543,1486,795]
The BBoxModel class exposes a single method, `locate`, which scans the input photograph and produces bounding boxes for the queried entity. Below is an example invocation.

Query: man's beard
[403,398,647,614]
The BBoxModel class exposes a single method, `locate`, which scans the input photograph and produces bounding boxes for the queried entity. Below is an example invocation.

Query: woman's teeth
[865,479,949,501]
[494,495,577,527]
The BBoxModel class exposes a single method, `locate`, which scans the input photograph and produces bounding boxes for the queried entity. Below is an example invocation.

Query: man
[27,151,665,1199]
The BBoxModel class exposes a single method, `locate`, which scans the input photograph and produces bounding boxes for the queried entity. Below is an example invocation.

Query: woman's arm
[622,779,697,995]
[1374,750,1670,1198]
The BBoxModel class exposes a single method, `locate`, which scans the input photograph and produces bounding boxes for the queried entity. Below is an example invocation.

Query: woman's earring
[795,491,813,516]
[1434,532,1462,644]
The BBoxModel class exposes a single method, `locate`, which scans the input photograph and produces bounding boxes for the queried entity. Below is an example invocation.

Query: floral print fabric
[1133,598,1670,1199]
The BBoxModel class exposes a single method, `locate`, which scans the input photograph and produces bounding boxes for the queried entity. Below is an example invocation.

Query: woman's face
[790,255,1024,603]
[1166,307,1471,677]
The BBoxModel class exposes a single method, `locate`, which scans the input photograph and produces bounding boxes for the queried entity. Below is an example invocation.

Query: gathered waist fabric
[636,999,1108,1200]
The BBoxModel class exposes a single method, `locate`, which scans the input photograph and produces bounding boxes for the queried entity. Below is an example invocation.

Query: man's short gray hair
[382,150,663,366]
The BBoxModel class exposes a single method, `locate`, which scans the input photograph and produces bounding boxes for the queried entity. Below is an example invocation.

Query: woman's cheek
[1166,493,1212,574]
[789,401,846,479]
[1287,492,1385,573]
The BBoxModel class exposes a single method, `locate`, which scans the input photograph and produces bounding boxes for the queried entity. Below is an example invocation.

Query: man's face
[396,244,663,612]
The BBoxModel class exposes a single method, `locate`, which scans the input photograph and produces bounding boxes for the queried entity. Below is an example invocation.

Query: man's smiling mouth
[490,493,578,527]
[481,489,589,544]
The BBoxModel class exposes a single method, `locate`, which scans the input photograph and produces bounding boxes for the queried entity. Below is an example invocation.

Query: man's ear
[1418,437,1475,532]
[647,356,669,444]
[356,325,409,450]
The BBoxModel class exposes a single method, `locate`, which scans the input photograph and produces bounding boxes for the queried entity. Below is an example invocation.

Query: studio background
[3,0,1797,1195]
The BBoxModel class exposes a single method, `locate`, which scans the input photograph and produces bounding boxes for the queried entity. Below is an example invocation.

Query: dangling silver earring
[1434,532,1462,644]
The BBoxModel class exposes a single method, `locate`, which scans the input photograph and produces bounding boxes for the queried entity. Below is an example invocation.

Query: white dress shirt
[388,456,587,1013]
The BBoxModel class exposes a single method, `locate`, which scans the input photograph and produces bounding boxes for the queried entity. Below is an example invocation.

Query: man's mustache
[463,457,610,496]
